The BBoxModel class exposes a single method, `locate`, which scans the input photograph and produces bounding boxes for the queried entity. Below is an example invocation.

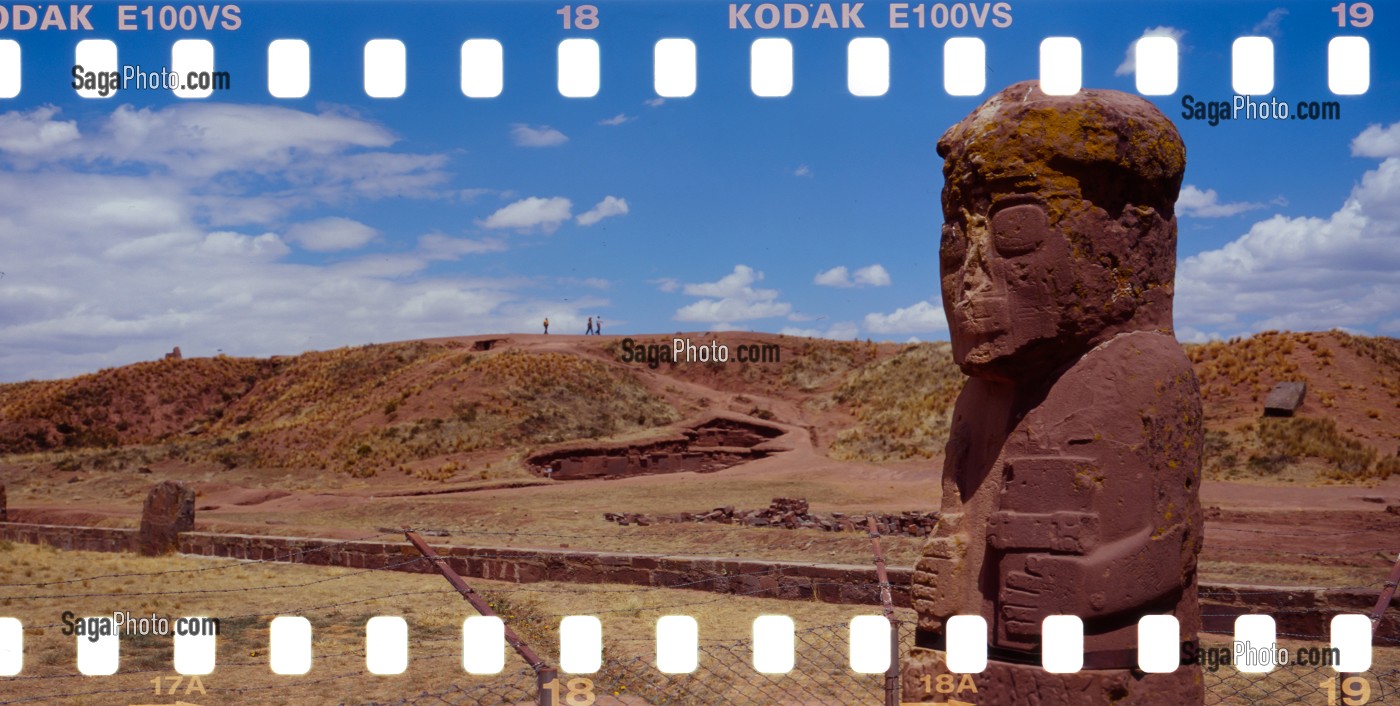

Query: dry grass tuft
[0,356,279,454]
[1185,330,1306,401]
[828,343,965,462]
[2,341,677,480]
[1250,416,1389,480]
[780,339,881,392]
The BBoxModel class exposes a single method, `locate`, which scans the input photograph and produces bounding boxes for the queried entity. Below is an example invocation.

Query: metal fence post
[1340,553,1400,700]
[536,666,559,706]
[403,528,560,706]
[867,516,900,706]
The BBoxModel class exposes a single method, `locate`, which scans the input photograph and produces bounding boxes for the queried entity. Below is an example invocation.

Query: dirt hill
[1,330,1397,486]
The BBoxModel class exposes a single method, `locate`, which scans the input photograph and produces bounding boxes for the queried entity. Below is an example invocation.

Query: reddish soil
[4,330,1399,588]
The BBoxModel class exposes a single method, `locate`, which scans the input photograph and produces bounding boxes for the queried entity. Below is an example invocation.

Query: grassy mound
[828,343,965,462]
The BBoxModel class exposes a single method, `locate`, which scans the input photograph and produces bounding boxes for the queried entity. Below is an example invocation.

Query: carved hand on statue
[1000,553,1094,638]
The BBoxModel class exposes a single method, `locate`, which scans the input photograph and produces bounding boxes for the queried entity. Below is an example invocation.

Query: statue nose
[961,244,996,299]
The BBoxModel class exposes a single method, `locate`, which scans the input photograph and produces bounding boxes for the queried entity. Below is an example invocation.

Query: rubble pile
[604,497,940,537]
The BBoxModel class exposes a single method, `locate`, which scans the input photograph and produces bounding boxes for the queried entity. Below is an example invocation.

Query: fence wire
[378,669,538,706]
[377,619,1398,706]
[1203,660,1398,705]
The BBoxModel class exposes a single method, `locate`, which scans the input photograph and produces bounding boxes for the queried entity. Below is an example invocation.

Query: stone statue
[903,81,1204,704]
[139,480,196,556]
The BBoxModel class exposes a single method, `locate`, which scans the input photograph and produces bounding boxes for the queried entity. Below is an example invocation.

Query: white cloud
[397,288,502,321]
[814,264,891,288]
[0,103,448,226]
[201,231,290,259]
[576,196,629,226]
[825,321,859,339]
[0,105,81,156]
[674,265,792,325]
[1352,123,1400,158]
[676,298,790,325]
[651,277,680,293]
[285,217,378,252]
[779,322,856,339]
[863,300,948,334]
[644,98,666,108]
[814,266,850,287]
[313,152,450,200]
[1175,123,1400,336]
[0,105,600,381]
[794,164,812,177]
[416,233,506,260]
[598,113,634,126]
[1115,27,1186,76]
[683,265,765,298]
[1251,8,1288,36]
[1176,185,1272,218]
[95,103,401,179]
[853,264,892,287]
[480,196,573,232]
[510,124,568,147]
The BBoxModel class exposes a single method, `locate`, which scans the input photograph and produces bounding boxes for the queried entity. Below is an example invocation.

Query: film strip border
[0,33,1376,100]
[0,611,1381,677]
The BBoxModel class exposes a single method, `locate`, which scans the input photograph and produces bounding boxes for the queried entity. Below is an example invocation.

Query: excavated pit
[526,417,786,481]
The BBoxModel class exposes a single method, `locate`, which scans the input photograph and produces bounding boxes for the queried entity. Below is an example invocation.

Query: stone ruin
[526,415,785,481]
[904,81,1204,705]
[1263,381,1307,417]
[603,497,941,536]
[138,480,196,556]
[164,346,183,361]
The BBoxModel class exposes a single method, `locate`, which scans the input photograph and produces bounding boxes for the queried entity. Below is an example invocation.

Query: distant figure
[543,318,549,334]
[596,316,603,335]
[586,316,594,335]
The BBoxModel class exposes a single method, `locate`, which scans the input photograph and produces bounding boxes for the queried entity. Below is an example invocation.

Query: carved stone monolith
[139,480,196,556]
[903,81,1204,705]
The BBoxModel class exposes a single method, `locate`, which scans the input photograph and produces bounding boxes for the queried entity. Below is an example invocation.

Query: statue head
[937,81,1186,380]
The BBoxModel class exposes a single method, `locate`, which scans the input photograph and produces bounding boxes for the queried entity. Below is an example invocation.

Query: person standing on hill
[586,316,594,335]
[543,318,549,334]
[596,316,603,336]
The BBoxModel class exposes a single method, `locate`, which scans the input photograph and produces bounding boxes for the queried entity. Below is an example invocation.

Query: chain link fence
[378,619,1398,706]
[389,528,1400,705]
[382,668,538,705]
[592,622,885,706]
[380,623,883,706]
[1202,646,1399,705]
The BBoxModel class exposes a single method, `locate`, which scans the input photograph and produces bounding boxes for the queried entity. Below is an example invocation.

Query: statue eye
[990,203,1049,256]
[939,223,966,265]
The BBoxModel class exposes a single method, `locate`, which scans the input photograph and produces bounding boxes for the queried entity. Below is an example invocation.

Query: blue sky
[0,0,1396,380]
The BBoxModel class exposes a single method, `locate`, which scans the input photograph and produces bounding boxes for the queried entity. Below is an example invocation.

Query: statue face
[940,192,1074,374]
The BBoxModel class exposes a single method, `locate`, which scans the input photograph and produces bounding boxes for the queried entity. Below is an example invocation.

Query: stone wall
[0,522,138,553]
[0,521,1394,640]
[1200,584,1399,639]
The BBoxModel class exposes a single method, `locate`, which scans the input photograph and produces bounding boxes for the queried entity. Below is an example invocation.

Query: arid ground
[2,331,1399,704]
[3,330,1398,584]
